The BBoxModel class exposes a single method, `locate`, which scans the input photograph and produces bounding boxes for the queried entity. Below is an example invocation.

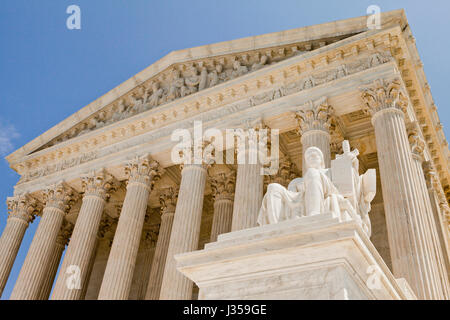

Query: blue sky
[0,0,449,299]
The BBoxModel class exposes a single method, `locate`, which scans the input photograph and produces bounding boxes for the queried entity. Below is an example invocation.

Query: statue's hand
[362,169,377,203]
[287,178,304,192]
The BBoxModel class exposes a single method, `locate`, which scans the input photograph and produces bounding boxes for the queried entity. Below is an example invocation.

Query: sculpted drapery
[257,143,376,237]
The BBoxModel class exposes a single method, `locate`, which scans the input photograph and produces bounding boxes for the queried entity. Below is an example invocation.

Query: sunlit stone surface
[1,9,449,300]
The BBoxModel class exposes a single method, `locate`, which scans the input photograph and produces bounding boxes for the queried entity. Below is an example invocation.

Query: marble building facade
[0,9,449,300]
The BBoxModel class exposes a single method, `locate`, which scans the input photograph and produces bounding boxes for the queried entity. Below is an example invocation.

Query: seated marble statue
[257,142,376,236]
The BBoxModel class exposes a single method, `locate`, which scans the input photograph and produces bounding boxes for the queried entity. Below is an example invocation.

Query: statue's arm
[287,178,304,192]
[362,169,377,203]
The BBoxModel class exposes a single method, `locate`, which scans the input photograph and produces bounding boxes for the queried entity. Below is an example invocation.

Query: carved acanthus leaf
[43,182,79,214]
[360,79,409,117]
[125,155,164,189]
[210,170,236,202]
[295,97,335,134]
[6,194,42,223]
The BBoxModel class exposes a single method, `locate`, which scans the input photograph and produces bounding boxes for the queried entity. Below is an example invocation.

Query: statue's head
[304,147,325,170]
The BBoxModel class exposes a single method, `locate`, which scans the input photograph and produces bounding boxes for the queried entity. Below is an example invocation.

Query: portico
[0,10,449,300]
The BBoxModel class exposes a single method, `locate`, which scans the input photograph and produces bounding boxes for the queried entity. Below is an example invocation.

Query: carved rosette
[43,182,78,214]
[56,221,74,247]
[295,98,334,135]
[6,194,42,225]
[159,187,179,216]
[210,170,236,202]
[361,79,409,120]
[82,169,118,201]
[407,122,426,162]
[125,155,164,191]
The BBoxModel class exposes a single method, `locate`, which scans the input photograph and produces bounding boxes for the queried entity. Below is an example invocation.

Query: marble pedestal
[175,214,416,300]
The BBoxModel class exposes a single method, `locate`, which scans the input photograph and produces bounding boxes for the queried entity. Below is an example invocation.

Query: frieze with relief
[42,37,356,149]
[17,51,392,185]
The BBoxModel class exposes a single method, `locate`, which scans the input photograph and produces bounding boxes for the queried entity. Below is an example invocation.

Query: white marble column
[160,164,207,300]
[84,237,112,300]
[408,127,450,299]
[52,170,117,300]
[410,126,450,298]
[210,170,235,242]
[39,222,72,300]
[231,121,265,232]
[423,162,450,288]
[98,156,162,300]
[10,183,77,300]
[361,78,445,299]
[295,97,334,171]
[145,187,177,300]
[0,194,40,298]
[129,230,157,300]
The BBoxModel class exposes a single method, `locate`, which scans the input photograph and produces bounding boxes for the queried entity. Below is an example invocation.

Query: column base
[175,214,416,300]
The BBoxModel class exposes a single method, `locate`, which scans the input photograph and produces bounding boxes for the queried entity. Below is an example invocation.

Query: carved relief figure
[147,82,164,108]
[251,55,269,71]
[231,60,248,79]
[166,69,186,102]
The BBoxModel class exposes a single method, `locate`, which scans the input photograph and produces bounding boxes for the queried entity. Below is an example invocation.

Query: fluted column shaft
[39,240,65,300]
[231,160,263,231]
[145,210,175,300]
[84,237,111,300]
[80,237,99,300]
[52,171,116,300]
[0,218,28,297]
[211,199,234,242]
[424,163,450,290]
[130,237,156,300]
[0,195,38,297]
[408,134,450,299]
[98,156,161,300]
[362,79,447,299]
[373,109,436,299]
[160,164,207,300]
[10,184,76,300]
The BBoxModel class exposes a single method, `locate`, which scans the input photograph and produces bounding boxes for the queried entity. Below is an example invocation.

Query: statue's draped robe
[258,168,343,225]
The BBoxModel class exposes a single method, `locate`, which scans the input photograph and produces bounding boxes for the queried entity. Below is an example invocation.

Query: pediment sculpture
[257,141,376,236]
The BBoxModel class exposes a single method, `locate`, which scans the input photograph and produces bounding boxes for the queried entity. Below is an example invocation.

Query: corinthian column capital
[82,169,119,201]
[159,187,179,216]
[43,182,78,214]
[6,194,42,225]
[361,78,409,119]
[142,229,158,249]
[295,97,334,135]
[97,215,117,239]
[56,221,74,247]
[407,122,426,161]
[266,156,297,188]
[125,155,164,190]
[210,170,236,202]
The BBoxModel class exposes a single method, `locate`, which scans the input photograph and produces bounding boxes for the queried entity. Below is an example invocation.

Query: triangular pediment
[7,9,407,163]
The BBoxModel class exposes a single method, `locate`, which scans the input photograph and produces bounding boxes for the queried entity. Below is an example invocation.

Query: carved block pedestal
[175,214,416,300]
